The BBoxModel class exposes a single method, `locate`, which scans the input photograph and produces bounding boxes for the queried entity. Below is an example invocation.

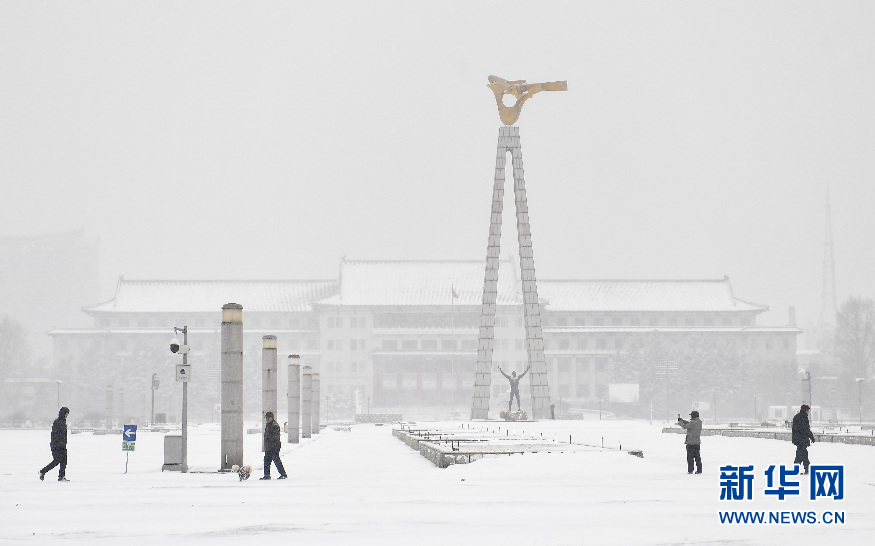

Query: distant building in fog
[48,257,800,421]
[0,228,100,357]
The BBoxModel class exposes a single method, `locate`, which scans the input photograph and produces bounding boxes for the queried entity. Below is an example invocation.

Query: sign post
[122,424,137,473]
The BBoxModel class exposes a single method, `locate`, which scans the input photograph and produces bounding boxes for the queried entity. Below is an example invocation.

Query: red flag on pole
[451,286,459,299]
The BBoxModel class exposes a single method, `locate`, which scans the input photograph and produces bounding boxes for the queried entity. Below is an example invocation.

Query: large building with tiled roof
[47,258,800,423]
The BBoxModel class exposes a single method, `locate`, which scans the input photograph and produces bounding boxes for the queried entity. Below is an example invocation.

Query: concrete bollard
[312,372,321,435]
[287,355,300,444]
[262,335,277,452]
[221,303,244,471]
[301,366,312,438]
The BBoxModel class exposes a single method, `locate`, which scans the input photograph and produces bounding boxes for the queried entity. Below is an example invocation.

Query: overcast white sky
[2,1,874,332]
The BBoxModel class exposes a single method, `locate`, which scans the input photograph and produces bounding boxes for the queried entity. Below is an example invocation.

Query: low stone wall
[662,427,875,446]
[393,428,587,468]
[356,413,402,424]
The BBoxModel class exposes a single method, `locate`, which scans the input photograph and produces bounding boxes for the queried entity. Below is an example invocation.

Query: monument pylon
[471,75,567,420]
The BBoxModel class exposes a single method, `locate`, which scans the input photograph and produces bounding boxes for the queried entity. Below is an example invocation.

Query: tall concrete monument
[301,366,312,438]
[261,335,277,452]
[221,303,244,470]
[287,354,301,444]
[471,75,566,420]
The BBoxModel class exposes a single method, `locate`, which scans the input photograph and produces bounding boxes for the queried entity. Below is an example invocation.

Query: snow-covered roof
[83,261,768,315]
[317,260,767,313]
[317,259,523,307]
[538,279,767,313]
[86,278,338,314]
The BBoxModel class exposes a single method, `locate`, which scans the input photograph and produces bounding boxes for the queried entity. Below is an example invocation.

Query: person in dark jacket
[792,404,815,474]
[260,412,287,480]
[39,407,70,482]
[678,410,703,474]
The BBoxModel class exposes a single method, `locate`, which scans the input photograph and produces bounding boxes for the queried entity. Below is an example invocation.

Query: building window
[576,357,590,371]
[382,340,398,351]
[441,339,456,351]
[118,318,129,328]
[556,317,567,327]
[401,339,417,351]
[648,317,658,327]
[559,338,570,350]
[422,339,438,351]
[596,339,606,350]
[99,318,110,328]
[722,317,732,327]
[577,339,588,350]
[327,317,334,328]
[593,317,604,326]
[326,340,335,350]
[574,317,585,326]
[703,317,713,326]
[350,340,357,351]
[349,362,357,373]
[611,317,622,326]
[558,358,570,372]
[630,318,640,327]
[685,317,696,327]
[615,339,625,351]
[138,318,149,328]
[667,318,677,327]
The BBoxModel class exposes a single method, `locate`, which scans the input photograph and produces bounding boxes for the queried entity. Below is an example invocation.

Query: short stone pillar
[301,366,312,438]
[312,372,321,434]
[262,335,277,452]
[287,355,300,443]
[105,385,114,429]
[221,303,244,471]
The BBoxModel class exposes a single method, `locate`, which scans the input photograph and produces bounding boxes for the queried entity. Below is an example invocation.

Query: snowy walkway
[2,420,874,544]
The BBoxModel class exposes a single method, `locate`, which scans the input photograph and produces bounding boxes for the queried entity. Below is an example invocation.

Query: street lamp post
[855,378,866,425]
[55,380,61,408]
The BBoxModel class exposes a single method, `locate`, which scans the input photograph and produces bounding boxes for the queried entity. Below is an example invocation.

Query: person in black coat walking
[260,412,287,480]
[40,407,70,482]
[792,404,815,474]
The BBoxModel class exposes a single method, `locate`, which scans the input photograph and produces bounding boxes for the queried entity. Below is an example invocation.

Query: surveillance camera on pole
[169,336,189,354]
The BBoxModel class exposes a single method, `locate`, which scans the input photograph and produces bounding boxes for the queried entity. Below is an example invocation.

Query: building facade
[47,258,800,422]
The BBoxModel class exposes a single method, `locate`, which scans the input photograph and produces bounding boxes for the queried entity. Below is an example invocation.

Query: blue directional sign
[123,424,137,442]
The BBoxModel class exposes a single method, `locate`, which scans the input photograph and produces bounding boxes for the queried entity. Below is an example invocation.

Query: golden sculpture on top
[487,75,568,126]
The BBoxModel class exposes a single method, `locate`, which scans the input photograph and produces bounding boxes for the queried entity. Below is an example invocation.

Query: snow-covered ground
[2,420,873,544]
